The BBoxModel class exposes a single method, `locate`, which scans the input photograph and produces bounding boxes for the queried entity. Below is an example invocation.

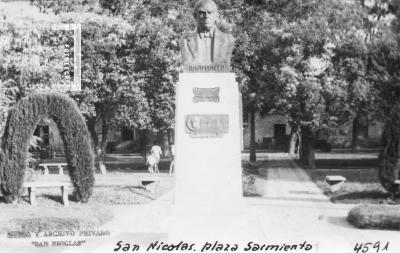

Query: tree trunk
[161,129,170,157]
[87,116,107,174]
[98,115,109,174]
[288,126,299,156]
[379,116,400,197]
[249,108,256,162]
[87,116,99,150]
[139,129,148,162]
[100,114,109,154]
[299,126,315,169]
[352,115,359,152]
[168,128,174,145]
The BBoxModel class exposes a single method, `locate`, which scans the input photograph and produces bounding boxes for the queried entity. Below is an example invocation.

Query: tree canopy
[1,0,399,167]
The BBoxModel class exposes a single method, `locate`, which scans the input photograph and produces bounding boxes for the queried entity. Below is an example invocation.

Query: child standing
[150,141,162,173]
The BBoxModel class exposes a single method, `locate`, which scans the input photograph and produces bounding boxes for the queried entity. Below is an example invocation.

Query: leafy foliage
[0,2,73,136]
[0,81,17,137]
[30,0,97,14]
[4,0,400,168]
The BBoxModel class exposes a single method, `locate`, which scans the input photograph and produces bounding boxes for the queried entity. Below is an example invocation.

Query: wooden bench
[139,176,161,194]
[22,181,71,206]
[39,163,67,175]
[325,175,346,193]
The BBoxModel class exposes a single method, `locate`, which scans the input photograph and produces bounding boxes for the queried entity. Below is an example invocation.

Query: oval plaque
[185,114,229,138]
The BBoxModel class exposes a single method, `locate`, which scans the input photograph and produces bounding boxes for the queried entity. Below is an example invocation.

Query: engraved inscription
[184,64,231,73]
[185,114,229,138]
[193,87,220,103]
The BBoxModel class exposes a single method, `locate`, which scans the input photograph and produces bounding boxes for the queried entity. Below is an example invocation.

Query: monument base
[173,73,243,208]
[169,72,247,242]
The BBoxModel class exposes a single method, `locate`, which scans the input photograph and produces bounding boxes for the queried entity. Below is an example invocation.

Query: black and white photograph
[0,0,400,252]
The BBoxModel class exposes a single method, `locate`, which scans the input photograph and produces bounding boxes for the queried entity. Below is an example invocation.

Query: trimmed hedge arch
[0,92,94,203]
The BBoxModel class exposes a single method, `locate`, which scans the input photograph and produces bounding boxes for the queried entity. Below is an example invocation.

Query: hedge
[379,105,400,197]
[348,205,400,230]
[0,92,94,203]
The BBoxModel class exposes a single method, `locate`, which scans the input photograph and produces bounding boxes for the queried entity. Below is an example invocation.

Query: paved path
[261,156,329,203]
[245,154,399,253]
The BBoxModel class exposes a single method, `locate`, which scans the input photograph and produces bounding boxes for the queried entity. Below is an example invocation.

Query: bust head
[193,0,218,33]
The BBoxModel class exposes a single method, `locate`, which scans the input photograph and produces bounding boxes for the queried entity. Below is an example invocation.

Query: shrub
[379,106,400,197]
[348,205,400,230]
[0,92,94,202]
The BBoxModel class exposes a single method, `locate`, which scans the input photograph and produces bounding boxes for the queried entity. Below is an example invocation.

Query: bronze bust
[180,0,235,67]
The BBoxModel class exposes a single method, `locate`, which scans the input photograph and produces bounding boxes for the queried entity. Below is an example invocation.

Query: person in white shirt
[150,141,162,173]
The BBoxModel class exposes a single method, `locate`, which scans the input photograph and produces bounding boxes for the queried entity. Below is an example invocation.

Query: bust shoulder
[214,28,235,44]
[226,31,234,40]
[180,30,197,42]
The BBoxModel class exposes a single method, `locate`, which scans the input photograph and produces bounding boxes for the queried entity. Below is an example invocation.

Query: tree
[27,1,181,158]
[38,0,244,157]
[0,2,68,135]
[66,13,150,162]
[368,0,400,197]
[334,0,395,151]
[232,2,283,162]
[232,1,340,165]
[14,0,389,170]
[232,0,390,167]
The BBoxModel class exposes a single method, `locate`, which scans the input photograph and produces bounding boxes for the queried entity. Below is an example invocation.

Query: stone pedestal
[170,72,247,241]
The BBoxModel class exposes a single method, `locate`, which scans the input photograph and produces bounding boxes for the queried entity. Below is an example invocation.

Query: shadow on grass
[243,192,262,197]
[325,216,354,229]
[41,194,73,204]
[0,195,31,204]
[0,195,8,204]
[123,186,156,200]
[316,159,379,167]
[332,191,391,203]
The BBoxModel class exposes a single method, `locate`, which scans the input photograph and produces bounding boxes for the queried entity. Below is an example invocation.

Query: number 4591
[354,242,389,253]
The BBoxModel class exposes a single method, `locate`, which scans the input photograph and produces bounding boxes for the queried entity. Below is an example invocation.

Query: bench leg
[29,187,36,206]
[44,166,49,175]
[144,181,160,195]
[59,165,64,175]
[61,186,69,206]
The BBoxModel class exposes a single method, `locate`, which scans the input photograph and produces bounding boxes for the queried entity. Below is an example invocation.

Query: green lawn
[305,152,399,205]
[0,176,174,234]
[0,203,113,234]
